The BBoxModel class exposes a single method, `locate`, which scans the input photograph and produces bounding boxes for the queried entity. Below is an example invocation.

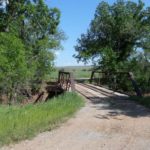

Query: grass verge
[0,92,84,147]
[130,96,150,108]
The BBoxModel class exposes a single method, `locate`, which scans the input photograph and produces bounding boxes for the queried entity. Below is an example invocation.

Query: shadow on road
[87,96,150,118]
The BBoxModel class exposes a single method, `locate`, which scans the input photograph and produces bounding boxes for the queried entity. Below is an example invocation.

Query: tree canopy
[74,0,150,70]
[0,0,65,103]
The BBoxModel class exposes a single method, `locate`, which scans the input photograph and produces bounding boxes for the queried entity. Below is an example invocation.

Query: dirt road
[2,84,150,150]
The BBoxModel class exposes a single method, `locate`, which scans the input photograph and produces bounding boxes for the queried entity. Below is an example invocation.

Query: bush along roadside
[0,92,84,147]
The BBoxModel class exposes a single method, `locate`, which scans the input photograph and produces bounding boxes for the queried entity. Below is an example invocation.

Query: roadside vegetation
[74,0,150,97]
[0,92,84,147]
[0,0,149,147]
[0,0,65,104]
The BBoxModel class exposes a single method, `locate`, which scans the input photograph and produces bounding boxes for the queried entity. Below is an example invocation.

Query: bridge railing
[90,71,142,97]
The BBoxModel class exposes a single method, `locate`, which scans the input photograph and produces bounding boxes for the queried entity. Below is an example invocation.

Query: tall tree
[74,0,150,71]
[0,0,65,103]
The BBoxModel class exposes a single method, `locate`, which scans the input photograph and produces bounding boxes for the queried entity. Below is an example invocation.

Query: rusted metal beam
[58,71,75,92]
[70,72,75,91]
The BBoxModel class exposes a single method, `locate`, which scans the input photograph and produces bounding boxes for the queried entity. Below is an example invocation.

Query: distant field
[50,66,92,80]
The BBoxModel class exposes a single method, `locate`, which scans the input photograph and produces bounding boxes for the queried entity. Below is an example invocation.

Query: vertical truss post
[70,72,75,92]
[128,72,142,97]
[90,71,95,84]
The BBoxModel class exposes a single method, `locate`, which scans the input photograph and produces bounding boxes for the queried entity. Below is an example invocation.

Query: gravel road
[2,84,150,150]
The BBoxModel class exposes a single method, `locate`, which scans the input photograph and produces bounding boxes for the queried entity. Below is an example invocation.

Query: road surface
[2,83,150,150]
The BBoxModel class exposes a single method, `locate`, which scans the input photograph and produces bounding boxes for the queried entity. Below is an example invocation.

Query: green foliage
[74,0,150,94]
[0,33,28,102]
[131,53,150,93]
[0,92,84,147]
[0,0,65,103]
[74,0,150,65]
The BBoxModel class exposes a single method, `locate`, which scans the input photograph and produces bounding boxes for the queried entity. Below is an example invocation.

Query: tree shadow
[87,96,150,118]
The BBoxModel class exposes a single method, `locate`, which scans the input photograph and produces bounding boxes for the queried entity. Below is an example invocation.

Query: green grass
[0,92,84,147]
[50,66,92,80]
[130,96,150,108]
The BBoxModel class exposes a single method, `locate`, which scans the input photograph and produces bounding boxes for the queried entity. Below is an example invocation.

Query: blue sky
[46,0,150,67]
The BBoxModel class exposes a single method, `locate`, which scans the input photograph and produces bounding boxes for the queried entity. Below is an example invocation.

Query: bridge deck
[76,83,129,98]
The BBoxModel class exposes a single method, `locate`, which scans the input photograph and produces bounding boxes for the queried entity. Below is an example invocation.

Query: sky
[45,0,150,67]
